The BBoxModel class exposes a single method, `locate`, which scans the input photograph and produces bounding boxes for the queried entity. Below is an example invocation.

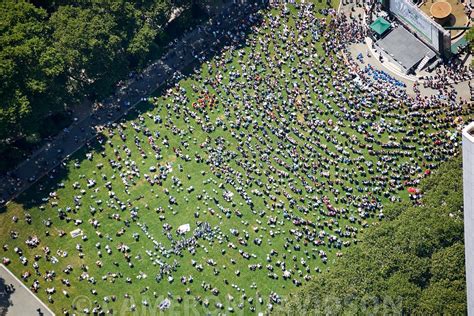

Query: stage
[376,26,436,74]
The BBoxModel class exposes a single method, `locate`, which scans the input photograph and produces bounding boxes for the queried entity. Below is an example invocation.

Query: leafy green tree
[0,1,55,141]
[430,242,465,283]
[383,272,422,314]
[416,242,467,314]
[416,280,466,315]
[127,24,158,65]
[49,6,127,99]
[127,0,172,66]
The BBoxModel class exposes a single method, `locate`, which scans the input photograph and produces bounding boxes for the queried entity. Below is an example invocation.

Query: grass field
[0,1,471,315]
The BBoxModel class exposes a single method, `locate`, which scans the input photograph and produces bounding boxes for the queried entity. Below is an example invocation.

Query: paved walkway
[0,265,54,316]
[0,1,267,206]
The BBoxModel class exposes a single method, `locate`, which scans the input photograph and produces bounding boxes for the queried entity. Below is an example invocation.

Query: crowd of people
[421,59,473,93]
[1,1,472,315]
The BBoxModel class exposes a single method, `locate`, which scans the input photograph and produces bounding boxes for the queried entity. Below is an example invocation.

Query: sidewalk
[0,265,54,316]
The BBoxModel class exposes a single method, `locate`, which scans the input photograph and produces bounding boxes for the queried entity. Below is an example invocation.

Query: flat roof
[463,122,474,143]
[376,26,436,71]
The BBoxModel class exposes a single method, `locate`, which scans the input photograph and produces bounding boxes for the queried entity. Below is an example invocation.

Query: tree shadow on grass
[13,136,108,210]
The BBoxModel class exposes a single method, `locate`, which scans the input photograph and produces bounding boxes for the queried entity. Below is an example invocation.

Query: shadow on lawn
[13,137,108,210]
[10,2,267,211]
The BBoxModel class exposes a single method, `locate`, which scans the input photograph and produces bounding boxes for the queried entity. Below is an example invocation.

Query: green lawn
[0,1,470,315]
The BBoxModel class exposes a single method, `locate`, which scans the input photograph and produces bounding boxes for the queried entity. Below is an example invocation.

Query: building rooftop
[463,122,474,141]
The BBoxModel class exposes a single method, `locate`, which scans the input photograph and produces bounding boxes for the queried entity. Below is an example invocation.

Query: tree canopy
[0,1,53,140]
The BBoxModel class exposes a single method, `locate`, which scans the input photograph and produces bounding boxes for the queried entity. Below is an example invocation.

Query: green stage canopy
[370,17,391,36]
